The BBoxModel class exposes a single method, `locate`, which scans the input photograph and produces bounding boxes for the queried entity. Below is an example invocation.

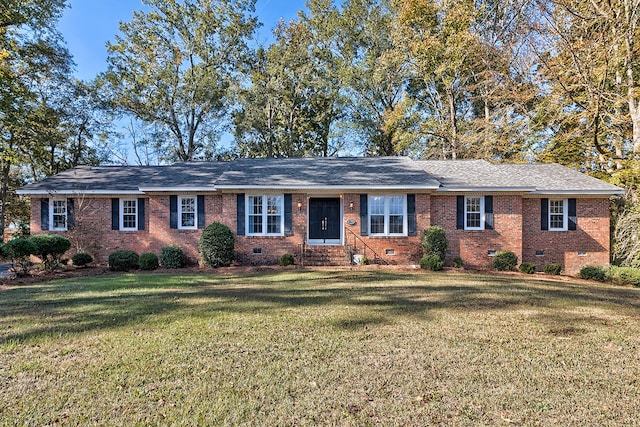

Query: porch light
[297,201,302,212]
[349,201,354,211]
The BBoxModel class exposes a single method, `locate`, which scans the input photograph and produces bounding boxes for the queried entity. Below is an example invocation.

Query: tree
[101,0,258,162]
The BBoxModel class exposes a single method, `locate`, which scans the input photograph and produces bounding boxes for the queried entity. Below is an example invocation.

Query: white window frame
[246,194,284,236]
[120,199,138,231]
[464,196,485,230]
[178,196,197,230]
[548,199,568,231]
[50,199,68,231]
[368,195,407,236]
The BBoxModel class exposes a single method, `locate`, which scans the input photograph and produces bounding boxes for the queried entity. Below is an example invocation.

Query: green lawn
[1,269,639,425]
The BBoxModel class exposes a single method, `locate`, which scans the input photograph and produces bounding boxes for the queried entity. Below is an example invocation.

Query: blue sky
[59,0,306,80]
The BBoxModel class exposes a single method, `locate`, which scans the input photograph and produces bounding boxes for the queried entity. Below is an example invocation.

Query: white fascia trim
[138,187,217,192]
[15,189,144,195]
[530,190,625,195]
[215,184,440,190]
[436,187,536,192]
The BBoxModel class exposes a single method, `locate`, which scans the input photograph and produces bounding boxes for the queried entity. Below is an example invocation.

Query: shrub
[421,226,448,260]
[108,250,139,272]
[360,256,370,266]
[160,245,186,269]
[492,250,518,271]
[579,265,606,282]
[3,238,37,277]
[29,234,71,271]
[519,262,536,274]
[543,263,562,275]
[139,253,159,270]
[420,254,444,271]
[199,222,235,268]
[278,253,295,266]
[452,257,464,268]
[607,266,640,287]
[72,252,93,267]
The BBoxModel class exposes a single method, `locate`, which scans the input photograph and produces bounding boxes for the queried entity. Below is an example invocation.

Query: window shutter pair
[456,196,493,230]
[358,194,417,236]
[40,198,75,230]
[169,195,205,229]
[541,198,576,230]
[111,198,145,230]
[236,194,293,236]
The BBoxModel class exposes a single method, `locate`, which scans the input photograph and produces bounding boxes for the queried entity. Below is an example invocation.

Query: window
[247,195,283,235]
[548,199,568,231]
[178,196,196,229]
[465,196,484,230]
[120,199,138,230]
[50,199,67,231]
[368,195,406,236]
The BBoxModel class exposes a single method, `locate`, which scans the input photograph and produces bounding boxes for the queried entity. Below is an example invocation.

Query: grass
[1,269,640,425]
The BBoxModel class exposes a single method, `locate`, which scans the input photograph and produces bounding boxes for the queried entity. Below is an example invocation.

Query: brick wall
[522,198,610,274]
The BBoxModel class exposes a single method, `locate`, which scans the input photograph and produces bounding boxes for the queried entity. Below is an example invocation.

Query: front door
[308,198,341,243]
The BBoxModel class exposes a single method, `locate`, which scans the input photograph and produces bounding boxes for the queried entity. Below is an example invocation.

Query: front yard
[1,269,639,425]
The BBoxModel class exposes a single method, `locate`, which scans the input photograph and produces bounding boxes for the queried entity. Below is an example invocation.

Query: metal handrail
[344,227,388,265]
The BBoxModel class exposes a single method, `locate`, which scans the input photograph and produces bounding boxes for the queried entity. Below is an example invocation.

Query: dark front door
[309,198,341,242]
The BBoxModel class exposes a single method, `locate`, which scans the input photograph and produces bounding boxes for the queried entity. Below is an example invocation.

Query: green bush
[160,245,186,269]
[3,238,37,277]
[579,265,606,282]
[543,263,562,275]
[452,257,463,268]
[492,250,518,271]
[420,254,444,271]
[0,243,5,260]
[71,252,93,267]
[607,266,640,287]
[108,250,139,272]
[29,234,71,271]
[139,252,159,270]
[421,226,448,260]
[519,262,536,274]
[278,253,295,266]
[199,222,235,268]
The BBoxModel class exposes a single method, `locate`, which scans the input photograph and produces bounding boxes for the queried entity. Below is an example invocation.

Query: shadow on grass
[1,270,639,344]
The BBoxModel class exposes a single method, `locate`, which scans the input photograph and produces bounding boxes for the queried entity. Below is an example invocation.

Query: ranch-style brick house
[17,157,624,273]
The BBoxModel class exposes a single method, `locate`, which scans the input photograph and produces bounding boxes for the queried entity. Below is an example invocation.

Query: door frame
[306,196,343,245]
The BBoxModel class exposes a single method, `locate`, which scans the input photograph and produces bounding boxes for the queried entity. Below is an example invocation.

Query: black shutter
[111,198,119,230]
[407,194,417,236]
[237,193,245,236]
[456,196,465,230]
[541,198,549,231]
[484,195,493,230]
[284,193,293,236]
[41,199,49,231]
[169,195,178,229]
[360,194,368,236]
[67,198,75,230]
[197,195,205,228]
[138,198,145,230]
[568,198,577,230]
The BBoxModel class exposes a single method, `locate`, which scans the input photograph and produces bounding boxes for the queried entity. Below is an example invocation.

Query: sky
[58,0,307,81]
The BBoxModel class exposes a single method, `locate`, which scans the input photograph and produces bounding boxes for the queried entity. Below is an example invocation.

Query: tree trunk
[447,86,458,160]
[0,161,10,243]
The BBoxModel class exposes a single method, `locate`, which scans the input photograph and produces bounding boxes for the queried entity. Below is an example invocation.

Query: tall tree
[101,0,258,162]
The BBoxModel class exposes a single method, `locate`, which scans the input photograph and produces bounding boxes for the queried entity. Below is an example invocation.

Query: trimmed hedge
[420,254,444,271]
[139,253,159,270]
[72,252,93,267]
[453,257,464,268]
[29,234,71,271]
[543,263,562,275]
[579,265,606,282]
[108,250,139,272]
[607,266,640,287]
[519,262,536,274]
[160,245,186,269]
[200,222,235,268]
[421,226,448,260]
[493,250,518,271]
[2,238,37,277]
[278,253,295,266]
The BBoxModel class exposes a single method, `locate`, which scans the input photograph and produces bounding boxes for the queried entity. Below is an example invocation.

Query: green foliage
[578,266,606,282]
[519,262,536,274]
[2,238,37,277]
[108,250,140,272]
[452,257,463,268]
[607,267,640,287]
[420,254,444,271]
[543,263,563,275]
[139,253,159,271]
[71,252,93,267]
[492,250,518,271]
[29,234,71,271]
[421,226,448,260]
[160,245,186,269]
[278,253,295,266]
[200,222,235,268]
